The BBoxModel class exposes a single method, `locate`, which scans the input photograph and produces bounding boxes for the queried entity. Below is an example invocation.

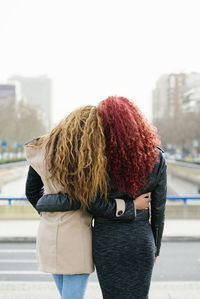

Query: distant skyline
[1,0,200,124]
[8,74,52,128]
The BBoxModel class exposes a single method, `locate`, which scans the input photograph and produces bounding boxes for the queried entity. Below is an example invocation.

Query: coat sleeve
[25,166,44,209]
[150,151,167,256]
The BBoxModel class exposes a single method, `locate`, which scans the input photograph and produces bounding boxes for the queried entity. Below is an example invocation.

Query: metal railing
[1,196,200,205]
[0,198,28,205]
[167,196,200,204]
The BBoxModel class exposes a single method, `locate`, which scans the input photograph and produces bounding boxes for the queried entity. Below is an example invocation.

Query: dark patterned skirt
[92,210,155,299]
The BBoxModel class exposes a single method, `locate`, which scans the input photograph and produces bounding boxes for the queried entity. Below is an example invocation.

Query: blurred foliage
[154,111,200,153]
[0,101,48,151]
[0,157,26,164]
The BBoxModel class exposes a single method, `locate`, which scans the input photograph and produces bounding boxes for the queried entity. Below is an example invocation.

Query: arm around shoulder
[34,192,136,221]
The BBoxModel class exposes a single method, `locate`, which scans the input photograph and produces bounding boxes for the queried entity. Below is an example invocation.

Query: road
[1,161,199,199]
[0,242,200,282]
[168,160,200,169]
[0,172,177,199]
[0,161,27,169]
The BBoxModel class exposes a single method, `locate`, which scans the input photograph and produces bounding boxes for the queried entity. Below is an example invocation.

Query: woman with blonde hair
[25,105,149,299]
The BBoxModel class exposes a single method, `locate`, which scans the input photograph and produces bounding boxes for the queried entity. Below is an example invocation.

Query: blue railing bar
[167,196,200,204]
[167,196,200,199]
[1,196,200,205]
[0,198,28,205]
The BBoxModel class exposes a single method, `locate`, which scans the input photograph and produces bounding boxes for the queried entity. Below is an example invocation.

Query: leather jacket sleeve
[150,151,167,256]
[87,197,135,221]
[36,193,81,211]
[25,166,81,212]
[25,166,44,209]
[36,192,136,221]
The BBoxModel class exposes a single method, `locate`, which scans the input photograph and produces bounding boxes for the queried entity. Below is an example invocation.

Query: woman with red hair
[90,96,167,299]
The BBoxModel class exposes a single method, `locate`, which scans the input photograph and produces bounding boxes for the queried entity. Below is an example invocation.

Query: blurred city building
[152,72,200,122]
[0,84,18,108]
[8,75,52,129]
[182,73,200,113]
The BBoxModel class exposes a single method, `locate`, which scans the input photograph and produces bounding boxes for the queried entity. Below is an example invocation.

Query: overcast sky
[0,0,200,123]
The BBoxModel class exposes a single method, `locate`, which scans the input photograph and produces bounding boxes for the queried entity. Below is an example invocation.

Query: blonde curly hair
[35,105,108,207]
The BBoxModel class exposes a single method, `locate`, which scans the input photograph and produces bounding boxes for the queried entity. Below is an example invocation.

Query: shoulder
[156,146,167,175]
[24,136,46,166]
[24,137,41,161]
[157,147,166,164]
[24,136,42,146]
[157,146,165,153]
[24,135,48,151]
[150,147,166,180]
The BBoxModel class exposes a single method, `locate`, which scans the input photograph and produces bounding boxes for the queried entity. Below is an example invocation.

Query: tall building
[0,84,16,108]
[182,73,200,113]
[152,72,200,122]
[8,75,52,128]
[152,75,168,121]
[167,73,186,117]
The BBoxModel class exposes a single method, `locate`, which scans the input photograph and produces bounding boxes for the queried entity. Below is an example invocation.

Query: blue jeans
[52,274,89,299]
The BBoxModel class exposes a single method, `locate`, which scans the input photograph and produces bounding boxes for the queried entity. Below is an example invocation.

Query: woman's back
[91,96,167,299]
[92,147,167,299]
[25,139,94,274]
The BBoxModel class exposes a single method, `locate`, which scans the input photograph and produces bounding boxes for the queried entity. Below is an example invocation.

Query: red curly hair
[97,96,161,198]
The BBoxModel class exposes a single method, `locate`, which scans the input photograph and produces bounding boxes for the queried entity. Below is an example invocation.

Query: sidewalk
[1,218,200,241]
[1,219,200,298]
[0,281,200,299]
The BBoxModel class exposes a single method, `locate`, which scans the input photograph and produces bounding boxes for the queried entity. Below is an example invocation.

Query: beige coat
[24,141,94,274]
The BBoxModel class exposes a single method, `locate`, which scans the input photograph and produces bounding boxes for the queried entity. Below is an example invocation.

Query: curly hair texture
[97,96,160,198]
[32,106,108,208]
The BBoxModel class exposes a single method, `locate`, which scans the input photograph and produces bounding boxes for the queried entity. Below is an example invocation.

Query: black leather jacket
[25,147,167,256]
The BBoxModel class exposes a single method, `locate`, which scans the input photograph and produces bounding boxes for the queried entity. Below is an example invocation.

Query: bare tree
[154,110,200,156]
[0,100,48,153]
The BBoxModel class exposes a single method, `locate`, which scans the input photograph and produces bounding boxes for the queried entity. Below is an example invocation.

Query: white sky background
[0,0,200,124]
